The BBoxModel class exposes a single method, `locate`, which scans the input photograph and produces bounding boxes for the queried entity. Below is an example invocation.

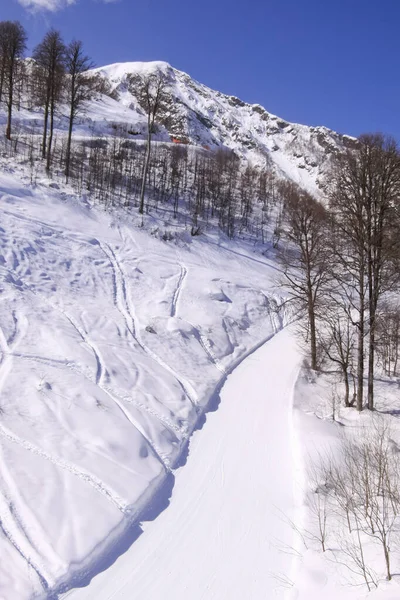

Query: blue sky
[3,0,400,140]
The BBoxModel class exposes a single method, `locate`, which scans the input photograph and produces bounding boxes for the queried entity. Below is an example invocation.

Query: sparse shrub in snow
[307,419,400,587]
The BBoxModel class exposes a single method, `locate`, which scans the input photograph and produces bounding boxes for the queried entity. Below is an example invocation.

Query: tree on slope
[0,21,27,140]
[64,40,94,182]
[281,183,329,370]
[33,29,65,169]
[0,22,7,104]
[128,72,168,216]
[330,134,400,410]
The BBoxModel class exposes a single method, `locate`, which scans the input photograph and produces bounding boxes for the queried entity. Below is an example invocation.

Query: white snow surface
[64,327,301,600]
[0,163,288,598]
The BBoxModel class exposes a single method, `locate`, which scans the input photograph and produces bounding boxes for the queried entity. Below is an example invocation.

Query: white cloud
[17,0,76,11]
[17,0,119,11]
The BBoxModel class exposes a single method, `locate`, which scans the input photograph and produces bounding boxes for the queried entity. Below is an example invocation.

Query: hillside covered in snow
[90,61,357,194]
[0,156,288,598]
[2,52,400,600]
[3,59,355,197]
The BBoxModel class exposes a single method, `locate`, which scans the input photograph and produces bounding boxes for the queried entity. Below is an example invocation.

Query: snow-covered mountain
[89,61,355,195]
[2,58,400,600]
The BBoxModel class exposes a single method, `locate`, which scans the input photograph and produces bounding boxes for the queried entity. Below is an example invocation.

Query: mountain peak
[87,60,354,195]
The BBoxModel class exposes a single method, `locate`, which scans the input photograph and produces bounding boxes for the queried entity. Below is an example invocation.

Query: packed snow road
[67,327,300,599]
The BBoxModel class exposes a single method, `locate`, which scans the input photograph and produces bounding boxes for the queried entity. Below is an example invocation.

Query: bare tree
[64,40,94,182]
[281,184,329,370]
[33,29,65,169]
[361,135,400,409]
[317,421,400,584]
[0,21,27,140]
[329,154,368,411]
[0,22,8,104]
[330,134,400,410]
[128,72,169,216]
[319,301,356,407]
[376,303,400,377]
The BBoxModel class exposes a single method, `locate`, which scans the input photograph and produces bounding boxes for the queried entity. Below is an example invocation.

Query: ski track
[47,300,171,473]
[101,242,199,410]
[171,264,187,318]
[0,309,128,518]
[0,492,50,594]
[64,326,301,600]
[0,421,127,513]
[2,209,97,249]
[0,427,66,580]
[0,323,53,593]
[169,264,226,373]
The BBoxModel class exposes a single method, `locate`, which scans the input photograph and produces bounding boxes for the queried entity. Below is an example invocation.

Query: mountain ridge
[90,60,356,195]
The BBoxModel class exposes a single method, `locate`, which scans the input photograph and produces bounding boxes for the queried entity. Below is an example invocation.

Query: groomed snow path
[68,327,300,600]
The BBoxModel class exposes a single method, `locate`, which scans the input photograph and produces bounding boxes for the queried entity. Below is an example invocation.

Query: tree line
[0,21,109,179]
[281,133,400,412]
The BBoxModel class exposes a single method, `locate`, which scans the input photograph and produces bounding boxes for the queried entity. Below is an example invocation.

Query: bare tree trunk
[344,369,350,407]
[308,294,317,370]
[139,121,152,215]
[357,289,364,412]
[46,97,55,172]
[65,102,74,182]
[6,66,13,140]
[368,314,375,410]
[0,61,5,104]
[42,101,49,159]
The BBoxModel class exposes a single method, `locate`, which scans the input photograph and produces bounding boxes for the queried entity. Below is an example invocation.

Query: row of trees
[0,21,283,243]
[0,21,97,180]
[282,134,400,411]
[0,20,173,207]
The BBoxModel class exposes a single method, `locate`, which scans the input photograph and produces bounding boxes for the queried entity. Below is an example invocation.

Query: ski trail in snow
[169,264,225,373]
[56,306,105,386]
[17,277,185,445]
[65,327,301,600]
[171,264,187,318]
[0,269,185,464]
[101,242,198,410]
[0,491,50,593]
[194,330,226,374]
[0,422,127,512]
[0,312,128,516]
[99,242,138,341]
[48,301,171,472]
[0,321,54,592]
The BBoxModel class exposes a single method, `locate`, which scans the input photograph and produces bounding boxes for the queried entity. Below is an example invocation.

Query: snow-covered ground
[289,372,400,600]
[3,158,400,599]
[0,160,289,598]
[1,61,399,599]
[63,327,301,600]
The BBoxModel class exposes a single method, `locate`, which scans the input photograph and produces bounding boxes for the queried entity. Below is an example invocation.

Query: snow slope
[0,160,287,599]
[63,327,301,600]
[6,59,356,197]
[90,61,356,195]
